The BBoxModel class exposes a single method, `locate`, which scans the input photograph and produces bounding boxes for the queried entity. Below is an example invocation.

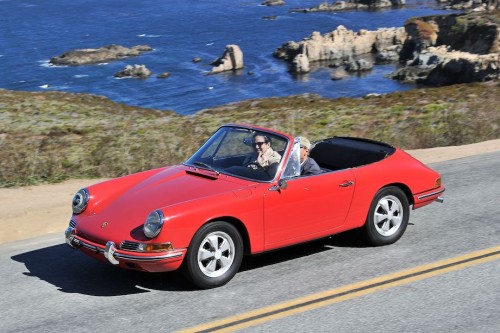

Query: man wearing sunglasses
[245,134,281,173]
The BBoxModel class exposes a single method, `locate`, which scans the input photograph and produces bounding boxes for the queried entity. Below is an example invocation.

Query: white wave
[38,60,52,68]
[206,42,215,46]
[39,60,67,68]
[39,84,70,90]
[73,74,89,78]
[138,34,161,38]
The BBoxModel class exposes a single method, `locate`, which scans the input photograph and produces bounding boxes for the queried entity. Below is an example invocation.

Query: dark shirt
[301,157,322,176]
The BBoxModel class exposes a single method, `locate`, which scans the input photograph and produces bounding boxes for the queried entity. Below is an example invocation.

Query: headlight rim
[72,188,90,215]
[144,210,165,239]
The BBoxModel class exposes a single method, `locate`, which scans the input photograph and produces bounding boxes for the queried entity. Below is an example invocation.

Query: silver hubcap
[373,195,403,236]
[197,231,235,278]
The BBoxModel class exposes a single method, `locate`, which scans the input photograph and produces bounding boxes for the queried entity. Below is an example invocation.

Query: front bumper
[65,227,186,272]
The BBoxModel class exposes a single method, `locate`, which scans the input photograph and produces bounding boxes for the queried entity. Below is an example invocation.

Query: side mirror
[269,179,288,192]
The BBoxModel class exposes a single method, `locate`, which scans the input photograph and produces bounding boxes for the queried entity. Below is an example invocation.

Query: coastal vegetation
[1,80,499,187]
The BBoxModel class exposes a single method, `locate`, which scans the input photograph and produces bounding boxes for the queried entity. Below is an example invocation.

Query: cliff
[390,10,500,85]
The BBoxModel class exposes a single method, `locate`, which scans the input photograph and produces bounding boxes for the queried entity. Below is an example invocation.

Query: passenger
[299,137,322,176]
[245,134,281,171]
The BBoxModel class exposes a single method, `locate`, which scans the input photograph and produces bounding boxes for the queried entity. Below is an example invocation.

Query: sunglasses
[254,141,268,147]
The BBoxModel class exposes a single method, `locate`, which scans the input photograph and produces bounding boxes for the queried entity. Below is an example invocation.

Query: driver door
[263,140,355,250]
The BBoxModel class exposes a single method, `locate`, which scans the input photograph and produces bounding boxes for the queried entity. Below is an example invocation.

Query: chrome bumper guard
[417,188,446,203]
[64,227,185,265]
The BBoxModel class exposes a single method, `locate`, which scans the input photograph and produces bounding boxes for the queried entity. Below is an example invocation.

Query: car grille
[120,240,140,252]
[69,219,77,228]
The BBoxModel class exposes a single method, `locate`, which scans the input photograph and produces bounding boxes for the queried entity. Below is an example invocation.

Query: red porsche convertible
[65,124,445,288]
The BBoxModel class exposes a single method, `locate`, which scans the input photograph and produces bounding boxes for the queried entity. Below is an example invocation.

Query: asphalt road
[1,152,499,333]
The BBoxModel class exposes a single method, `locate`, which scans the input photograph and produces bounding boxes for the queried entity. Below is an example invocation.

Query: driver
[244,134,281,171]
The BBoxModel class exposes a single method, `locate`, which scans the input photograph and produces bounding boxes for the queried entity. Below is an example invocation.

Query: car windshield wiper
[192,162,220,175]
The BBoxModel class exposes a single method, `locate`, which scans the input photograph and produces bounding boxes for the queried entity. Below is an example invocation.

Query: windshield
[185,126,288,181]
[282,138,301,179]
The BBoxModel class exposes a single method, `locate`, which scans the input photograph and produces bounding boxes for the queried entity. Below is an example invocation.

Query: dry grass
[1,81,499,187]
[410,19,439,42]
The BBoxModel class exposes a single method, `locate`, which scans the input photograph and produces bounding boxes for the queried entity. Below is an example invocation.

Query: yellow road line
[178,246,500,333]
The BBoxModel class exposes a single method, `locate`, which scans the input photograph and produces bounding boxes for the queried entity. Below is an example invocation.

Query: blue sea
[0,0,452,115]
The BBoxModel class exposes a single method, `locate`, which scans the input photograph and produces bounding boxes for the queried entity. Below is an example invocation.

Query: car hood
[76,165,251,242]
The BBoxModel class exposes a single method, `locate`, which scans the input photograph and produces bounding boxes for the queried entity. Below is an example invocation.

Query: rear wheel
[363,186,410,246]
[183,221,243,289]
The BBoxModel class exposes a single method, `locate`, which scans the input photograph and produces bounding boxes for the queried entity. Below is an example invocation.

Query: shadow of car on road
[241,230,368,272]
[11,231,368,295]
[11,244,193,295]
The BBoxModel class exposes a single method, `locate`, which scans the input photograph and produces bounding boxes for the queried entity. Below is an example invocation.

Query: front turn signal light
[137,242,174,252]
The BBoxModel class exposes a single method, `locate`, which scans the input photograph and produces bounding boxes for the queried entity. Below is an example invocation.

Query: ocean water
[0,0,451,115]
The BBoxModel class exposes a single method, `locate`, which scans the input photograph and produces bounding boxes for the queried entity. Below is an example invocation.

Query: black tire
[363,186,410,246]
[183,221,243,289]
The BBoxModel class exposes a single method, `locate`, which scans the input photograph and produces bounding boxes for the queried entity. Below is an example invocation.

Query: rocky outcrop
[290,0,405,13]
[50,45,152,66]
[114,64,152,79]
[292,54,310,73]
[262,0,285,6]
[210,45,244,74]
[390,46,499,84]
[345,58,374,71]
[388,11,500,85]
[440,0,499,11]
[157,72,171,79]
[423,52,499,85]
[274,25,406,73]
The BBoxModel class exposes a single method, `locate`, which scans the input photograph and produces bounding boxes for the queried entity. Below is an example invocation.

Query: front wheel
[363,186,410,246]
[183,221,243,289]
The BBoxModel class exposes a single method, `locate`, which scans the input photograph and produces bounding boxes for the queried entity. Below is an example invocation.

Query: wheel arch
[381,183,414,206]
[203,216,252,255]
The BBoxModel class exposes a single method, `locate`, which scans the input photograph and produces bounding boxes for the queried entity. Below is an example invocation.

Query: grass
[1,80,499,187]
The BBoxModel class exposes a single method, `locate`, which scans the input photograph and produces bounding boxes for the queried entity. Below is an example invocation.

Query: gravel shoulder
[1,139,499,244]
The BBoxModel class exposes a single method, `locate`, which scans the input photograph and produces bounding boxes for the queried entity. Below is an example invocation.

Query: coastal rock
[210,45,244,74]
[389,11,500,85]
[376,45,402,63]
[273,25,406,73]
[114,64,152,79]
[440,0,499,11]
[262,0,285,6]
[424,50,499,85]
[345,58,374,71]
[292,54,310,73]
[290,0,405,13]
[157,72,171,79]
[389,46,500,84]
[50,44,152,66]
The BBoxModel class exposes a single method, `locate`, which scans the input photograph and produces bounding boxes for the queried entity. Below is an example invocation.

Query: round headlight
[144,210,164,239]
[72,188,89,214]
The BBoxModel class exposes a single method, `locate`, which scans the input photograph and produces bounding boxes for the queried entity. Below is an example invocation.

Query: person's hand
[258,153,264,165]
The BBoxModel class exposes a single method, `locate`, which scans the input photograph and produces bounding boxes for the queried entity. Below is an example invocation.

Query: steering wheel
[247,162,268,173]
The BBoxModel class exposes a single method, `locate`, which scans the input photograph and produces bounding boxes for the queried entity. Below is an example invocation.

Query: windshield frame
[184,125,291,183]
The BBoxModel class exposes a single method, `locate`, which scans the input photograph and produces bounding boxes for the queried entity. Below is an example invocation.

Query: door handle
[339,180,354,187]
